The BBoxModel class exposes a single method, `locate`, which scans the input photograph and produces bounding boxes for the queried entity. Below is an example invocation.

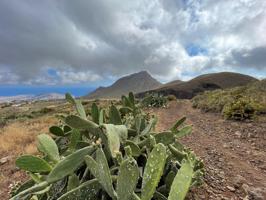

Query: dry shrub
[0,116,57,155]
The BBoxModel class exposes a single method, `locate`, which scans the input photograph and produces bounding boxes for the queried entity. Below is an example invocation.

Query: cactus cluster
[11,92,203,200]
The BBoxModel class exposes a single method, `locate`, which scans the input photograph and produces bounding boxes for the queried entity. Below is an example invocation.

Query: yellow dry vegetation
[0,115,58,199]
[0,116,57,155]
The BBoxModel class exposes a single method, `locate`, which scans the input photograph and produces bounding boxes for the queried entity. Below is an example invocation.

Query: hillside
[85,71,162,99]
[160,79,184,88]
[138,72,257,99]
[192,79,266,120]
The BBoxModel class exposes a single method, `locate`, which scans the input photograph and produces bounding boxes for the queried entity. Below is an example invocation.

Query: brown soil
[152,100,266,200]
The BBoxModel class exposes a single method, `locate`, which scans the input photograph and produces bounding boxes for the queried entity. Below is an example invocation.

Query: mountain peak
[134,70,150,76]
[86,71,161,99]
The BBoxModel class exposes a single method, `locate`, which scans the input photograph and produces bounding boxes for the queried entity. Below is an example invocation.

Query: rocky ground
[152,100,266,200]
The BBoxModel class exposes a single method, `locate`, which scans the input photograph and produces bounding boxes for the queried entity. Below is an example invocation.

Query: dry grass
[0,116,58,199]
[0,116,57,155]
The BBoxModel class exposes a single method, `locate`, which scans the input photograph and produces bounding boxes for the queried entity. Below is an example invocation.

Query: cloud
[0,0,265,85]
[225,46,266,69]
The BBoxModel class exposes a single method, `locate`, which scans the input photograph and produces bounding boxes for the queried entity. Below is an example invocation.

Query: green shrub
[222,97,261,120]
[192,80,266,120]
[0,117,7,128]
[141,93,167,108]
[10,92,203,200]
[31,107,55,116]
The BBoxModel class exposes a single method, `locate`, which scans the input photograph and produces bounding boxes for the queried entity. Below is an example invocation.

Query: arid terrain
[0,100,265,200]
[153,101,266,200]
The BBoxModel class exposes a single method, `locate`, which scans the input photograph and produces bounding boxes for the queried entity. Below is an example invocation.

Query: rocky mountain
[85,71,162,99]
[137,72,257,99]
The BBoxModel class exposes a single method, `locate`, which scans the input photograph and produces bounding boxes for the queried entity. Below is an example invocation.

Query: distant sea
[0,86,95,97]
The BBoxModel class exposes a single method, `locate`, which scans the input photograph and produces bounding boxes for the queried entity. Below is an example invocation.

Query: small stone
[227,186,236,192]
[0,156,10,165]
[198,194,206,199]
[233,175,246,188]
[223,143,229,148]
[235,131,242,138]
[242,183,249,194]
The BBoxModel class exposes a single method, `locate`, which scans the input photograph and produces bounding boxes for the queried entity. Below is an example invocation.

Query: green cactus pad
[168,144,187,162]
[109,105,122,125]
[91,102,99,124]
[37,134,60,162]
[47,146,95,183]
[174,125,192,139]
[85,148,116,199]
[65,115,99,131]
[10,181,49,200]
[16,155,52,173]
[101,124,127,158]
[141,143,167,200]
[58,179,101,200]
[65,93,87,119]
[117,157,139,200]
[67,174,79,191]
[99,109,105,125]
[128,92,135,105]
[121,95,133,108]
[154,131,175,145]
[141,117,157,136]
[68,129,81,152]
[125,140,141,157]
[49,126,65,137]
[170,116,186,132]
[168,159,194,200]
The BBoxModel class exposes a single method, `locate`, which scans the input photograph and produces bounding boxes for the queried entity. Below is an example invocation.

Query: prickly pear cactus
[10,92,203,200]
[141,143,167,200]
[117,157,139,200]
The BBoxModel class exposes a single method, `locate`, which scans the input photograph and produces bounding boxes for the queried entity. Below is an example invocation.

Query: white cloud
[0,0,265,85]
[57,70,101,84]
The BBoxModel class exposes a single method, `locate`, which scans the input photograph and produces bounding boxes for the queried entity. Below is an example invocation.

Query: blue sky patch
[185,43,208,56]
[47,68,59,77]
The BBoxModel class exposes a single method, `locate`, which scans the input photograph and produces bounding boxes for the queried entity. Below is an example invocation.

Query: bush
[10,92,203,200]
[167,95,177,101]
[0,117,7,128]
[222,97,261,120]
[141,93,167,108]
[192,80,266,120]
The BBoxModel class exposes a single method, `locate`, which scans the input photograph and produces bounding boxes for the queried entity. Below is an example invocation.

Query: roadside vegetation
[192,80,266,120]
[10,92,203,200]
[141,93,168,108]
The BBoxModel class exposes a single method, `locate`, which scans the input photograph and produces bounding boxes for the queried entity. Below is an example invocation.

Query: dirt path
[152,100,266,200]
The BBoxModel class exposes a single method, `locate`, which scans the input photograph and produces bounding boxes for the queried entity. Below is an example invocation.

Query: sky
[0,0,266,96]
